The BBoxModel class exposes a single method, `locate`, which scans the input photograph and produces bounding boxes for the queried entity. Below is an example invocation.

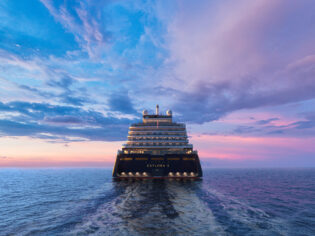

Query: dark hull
[112,153,203,178]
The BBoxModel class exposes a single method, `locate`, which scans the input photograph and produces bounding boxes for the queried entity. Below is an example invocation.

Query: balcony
[122,144,193,149]
[131,123,185,127]
[129,130,186,134]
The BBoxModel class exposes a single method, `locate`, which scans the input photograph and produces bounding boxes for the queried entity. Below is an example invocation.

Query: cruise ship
[112,105,203,179]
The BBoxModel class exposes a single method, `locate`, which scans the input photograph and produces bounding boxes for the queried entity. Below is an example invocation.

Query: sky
[0,0,315,168]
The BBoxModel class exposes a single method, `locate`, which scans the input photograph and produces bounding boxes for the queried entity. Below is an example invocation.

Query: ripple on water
[1,169,315,236]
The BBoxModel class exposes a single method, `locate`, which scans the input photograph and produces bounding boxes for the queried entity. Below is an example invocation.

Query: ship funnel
[156,104,159,115]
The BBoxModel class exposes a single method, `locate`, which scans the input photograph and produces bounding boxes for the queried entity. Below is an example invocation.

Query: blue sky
[1,0,315,167]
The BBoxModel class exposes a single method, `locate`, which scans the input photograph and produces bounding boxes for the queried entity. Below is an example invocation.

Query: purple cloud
[256,118,279,125]
[160,1,315,124]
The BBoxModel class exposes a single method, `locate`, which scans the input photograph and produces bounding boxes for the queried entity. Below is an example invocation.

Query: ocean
[0,168,314,236]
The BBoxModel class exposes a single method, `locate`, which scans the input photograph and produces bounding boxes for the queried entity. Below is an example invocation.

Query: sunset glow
[1,0,315,167]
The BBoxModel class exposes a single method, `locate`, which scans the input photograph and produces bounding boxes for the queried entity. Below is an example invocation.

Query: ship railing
[129,127,186,131]
[122,144,193,148]
[119,149,197,155]
[127,139,188,142]
[129,130,186,134]
[123,142,190,145]
[131,123,185,127]
[127,133,188,138]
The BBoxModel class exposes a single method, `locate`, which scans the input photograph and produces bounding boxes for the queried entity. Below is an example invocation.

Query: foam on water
[71,180,219,235]
[1,168,315,236]
[200,187,288,236]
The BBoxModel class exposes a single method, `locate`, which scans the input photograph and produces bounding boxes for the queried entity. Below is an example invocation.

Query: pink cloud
[164,0,285,88]
[160,0,315,125]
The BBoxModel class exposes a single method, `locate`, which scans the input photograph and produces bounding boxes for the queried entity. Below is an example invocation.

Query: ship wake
[70,180,225,235]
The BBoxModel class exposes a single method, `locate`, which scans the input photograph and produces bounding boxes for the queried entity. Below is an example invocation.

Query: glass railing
[127,139,188,142]
[122,144,193,148]
[129,131,186,134]
[131,123,185,127]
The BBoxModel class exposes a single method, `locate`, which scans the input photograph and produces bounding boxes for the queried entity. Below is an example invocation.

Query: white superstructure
[121,105,195,154]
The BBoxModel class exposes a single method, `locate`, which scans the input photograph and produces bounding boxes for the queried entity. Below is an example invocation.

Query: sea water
[0,168,314,236]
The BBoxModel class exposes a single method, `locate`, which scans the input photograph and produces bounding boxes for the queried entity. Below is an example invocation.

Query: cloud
[18,84,53,98]
[221,111,315,137]
[0,119,127,141]
[0,1,168,110]
[292,121,315,130]
[108,93,137,115]
[0,49,96,106]
[256,118,279,125]
[40,0,110,58]
[46,75,74,90]
[164,0,315,124]
[233,126,261,135]
[0,101,134,141]
[59,93,87,106]
[1,0,315,145]
[44,115,82,124]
